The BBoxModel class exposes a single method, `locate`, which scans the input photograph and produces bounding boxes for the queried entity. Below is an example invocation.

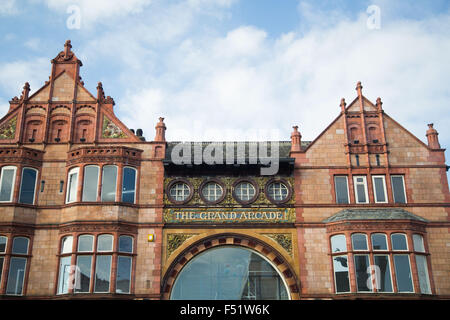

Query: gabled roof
[323,208,428,223]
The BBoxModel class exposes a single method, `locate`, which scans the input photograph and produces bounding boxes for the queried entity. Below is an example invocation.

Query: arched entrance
[162,233,300,300]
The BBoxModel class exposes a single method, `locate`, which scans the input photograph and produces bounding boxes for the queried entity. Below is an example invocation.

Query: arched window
[82,165,99,202]
[117,235,134,294]
[0,166,17,202]
[101,165,117,202]
[6,237,29,295]
[170,246,289,300]
[66,167,79,203]
[121,167,136,204]
[19,167,38,204]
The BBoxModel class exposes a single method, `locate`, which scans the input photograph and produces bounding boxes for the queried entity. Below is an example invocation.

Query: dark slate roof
[323,208,428,223]
[164,141,311,163]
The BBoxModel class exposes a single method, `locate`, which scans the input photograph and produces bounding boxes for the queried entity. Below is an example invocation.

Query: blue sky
[0,0,450,181]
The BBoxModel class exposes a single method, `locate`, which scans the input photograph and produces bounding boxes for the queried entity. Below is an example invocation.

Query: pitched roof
[323,208,428,223]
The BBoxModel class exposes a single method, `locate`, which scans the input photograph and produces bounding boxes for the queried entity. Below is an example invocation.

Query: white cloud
[0,0,18,15]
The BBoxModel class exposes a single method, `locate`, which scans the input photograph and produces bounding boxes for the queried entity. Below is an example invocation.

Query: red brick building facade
[0,41,448,299]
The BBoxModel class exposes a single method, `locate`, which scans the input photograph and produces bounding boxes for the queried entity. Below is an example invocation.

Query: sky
[0,0,449,175]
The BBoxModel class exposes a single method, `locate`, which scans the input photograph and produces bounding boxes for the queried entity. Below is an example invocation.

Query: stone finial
[154,117,166,142]
[64,40,72,59]
[356,81,363,97]
[340,98,346,112]
[97,82,105,101]
[21,82,30,101]
[426,123,441,149]
[290,125,302,152]
[376,97,383,111]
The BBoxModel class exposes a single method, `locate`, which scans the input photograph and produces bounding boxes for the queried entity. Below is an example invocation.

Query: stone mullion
[97,165,104,202]
[407,232,420,294]
[346,232,356,293]
[77,164,85,202]
[12,165,23,203]
[116,165,123,202]
[366,170,374,203]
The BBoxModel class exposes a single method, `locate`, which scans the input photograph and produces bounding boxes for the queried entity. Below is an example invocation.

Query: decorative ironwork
[167,233,197,257]
[0,116,17,139]
[102,115,126,139]
[263,233,293,256]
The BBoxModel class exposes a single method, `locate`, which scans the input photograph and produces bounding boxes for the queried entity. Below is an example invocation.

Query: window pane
[235,182,256,201]
[119,236,133,253]
[331,234,347,253]
[57,256,72,294]
[202,182,223,202]
[67,169,78,203]
[415,255,431,294]
[0,236,6,253]
[170,182,190,202]
[78,235,93,252]
[6,257,27,295]
[82,166,99,202]
[391,234,408,251]
[351,234,368,250]
[101,166,117,202]
[122,167,136,204]
[94,255,112,292]
[333,255,350,293]
[0,167,16,202]
[392,176,406,203]
[61,236,73,254]
[413,234,425,252]
[268,182,288,201]
[334,176,349,204]
[354,255,371,292]
[356,184,366,203]
[373,176,386,203]
[371,234,387,250]
[75,255,92,293]
[394,255,413,292]
[116,256,132,294]
[19,168,37,204]
[97,234,113,252]
[0,257,4,284]
[374,255,393,292]
[12,237,29,254]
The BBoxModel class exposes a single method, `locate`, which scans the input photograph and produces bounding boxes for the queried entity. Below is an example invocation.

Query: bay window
[0,166,16,202]
[6,237,30,295]
[66,167,79,203]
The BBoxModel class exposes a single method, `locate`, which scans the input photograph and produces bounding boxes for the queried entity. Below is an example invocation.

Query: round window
[267,181,290,202]
[169,182,191,202]
[201,182,223,202]
[234,182,256,202]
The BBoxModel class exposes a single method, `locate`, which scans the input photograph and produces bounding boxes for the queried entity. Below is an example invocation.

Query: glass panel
[268,182,288,201]
[101,166,117,202]
[374,255,393,292]
[94,255,112,292]
[6,257,27,295]
[61,236,73,254]
[78,235,94,252]
[82,166,99,202]
[116,256,132,294]
[371,234,387,250]
[333,255,350,293]
[75,255,92,293]
[354,255,371,292]
[170,183,190,202]
[351,234,368,250]
[334,176,349,204]
[67,169,78,203]
[171,247,289,300]
[12,237,29,254]
[373,176,386,203]
[119,236,133,253]
[331,234,347,253]
[122,167,136,204]
[0,167,16,202]
[413,234,425,252]
[202,182,223,202]
[57,256,72,294]
[391,234,408,251]
[394,255,413,292]
[97,234,113,252]
[235,182,256,201]
[356,184,366,203]
[392,176,406,203]
[0,236,7,253]
[415,255,431,294]
[19,168,37,204]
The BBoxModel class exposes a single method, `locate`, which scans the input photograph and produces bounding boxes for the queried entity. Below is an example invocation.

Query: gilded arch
[161,233,300,300]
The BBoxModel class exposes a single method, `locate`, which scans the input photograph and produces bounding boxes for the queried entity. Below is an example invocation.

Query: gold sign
[163,208,295,224]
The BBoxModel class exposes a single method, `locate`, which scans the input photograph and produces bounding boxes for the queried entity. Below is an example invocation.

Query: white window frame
[372,175,388,203]
[0,166,17,203]
[373,254,394,293]
[19,167,38,205]
[334,176,350,204]
[66,167,79,204]
[97,234,114,252]
[353,175,369,204]
[391,233,409,251]
[169,182,191,202]
[77,234,94,253]
[371,233,388,251]
[393,254,415,293]
[391,175,407,204]
[122,166,137,204]
[351,233,369,251]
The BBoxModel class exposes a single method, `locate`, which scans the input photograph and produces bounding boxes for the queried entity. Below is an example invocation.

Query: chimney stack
[426,123,441,149]
[290,126,302,152]
[154,117,166,142]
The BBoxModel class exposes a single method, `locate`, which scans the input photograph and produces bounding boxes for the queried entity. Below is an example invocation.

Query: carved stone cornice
[58,221,138,234]
[0,223,35,235]
[67,146,142,166]
[325,220,427,233]
[0,146,44,166]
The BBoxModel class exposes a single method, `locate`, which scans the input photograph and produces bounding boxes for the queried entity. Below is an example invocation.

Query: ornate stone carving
[167,233,197,258]
[0,116,17,139]
[102,115,126,139]
[263,233,293,256]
